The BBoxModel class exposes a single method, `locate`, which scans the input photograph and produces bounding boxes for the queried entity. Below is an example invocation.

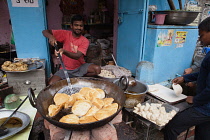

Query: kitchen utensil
[132,99,179,130]
[0,110,30,140]
[111,54,137,87]
[117,76,129,91]
[167,0,176,10]
[153,14,167,25]
[148,84,187,104]
[97,65,132,83]
[178,0,183,10]
[28,77,126,130]
[2,61,43,73]
[4,94,21,109]
[0,95,28,136]
[155,10,199,25]
[113,78,148,108]
[54,44,73,95]
[117,76,137,91]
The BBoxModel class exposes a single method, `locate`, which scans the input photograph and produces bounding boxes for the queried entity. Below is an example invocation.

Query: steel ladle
[0,95,28,136]
[54,44,73,94]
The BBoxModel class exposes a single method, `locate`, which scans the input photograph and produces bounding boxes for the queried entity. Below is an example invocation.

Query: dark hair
[71,15,84,24]
[198,17,210,32]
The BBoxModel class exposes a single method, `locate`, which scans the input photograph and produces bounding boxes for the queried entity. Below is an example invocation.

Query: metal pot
[113,77,148,108]
[28,77,125,130]
[155,11,200,25]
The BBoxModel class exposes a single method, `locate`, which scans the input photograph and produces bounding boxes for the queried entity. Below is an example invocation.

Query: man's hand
[184,68,193,75]
[186,96,194,104]
[49,36,57,46]
[42,30,57,46]
[172,77,184,84]
[55,48,64,56]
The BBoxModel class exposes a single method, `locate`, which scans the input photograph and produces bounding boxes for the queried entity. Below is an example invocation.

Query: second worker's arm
[42,30,83,60]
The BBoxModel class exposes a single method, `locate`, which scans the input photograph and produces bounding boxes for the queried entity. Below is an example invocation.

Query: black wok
[28,77,126,130]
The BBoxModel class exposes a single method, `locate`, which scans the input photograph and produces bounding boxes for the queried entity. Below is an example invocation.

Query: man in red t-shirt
[42,15,101,85]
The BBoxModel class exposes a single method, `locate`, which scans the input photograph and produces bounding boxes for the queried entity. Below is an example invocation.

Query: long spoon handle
[54,44,72,87]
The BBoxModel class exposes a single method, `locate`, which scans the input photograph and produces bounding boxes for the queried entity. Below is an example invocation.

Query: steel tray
[2,61,43,73]
[0,110,30,140]
[132,99,179,130]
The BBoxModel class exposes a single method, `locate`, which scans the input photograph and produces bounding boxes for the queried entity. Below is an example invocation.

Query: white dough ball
[142,111,147,118]
[144,106,150,111]
[170,110,177,117]
[146,112,152,120]
[159,107,166,114]
[156,118,164,126]
[146,103,150,107]
[133,110,138,114]
[149,106,155,112]
[134,107,139,112]
[163,119,169,124]
[138,112,142,116]
[150,115,157,121]
[137,103,142,108]
[140,105,145,112]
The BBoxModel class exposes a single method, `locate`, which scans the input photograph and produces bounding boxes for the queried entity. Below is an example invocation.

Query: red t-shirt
[52,30,89,70]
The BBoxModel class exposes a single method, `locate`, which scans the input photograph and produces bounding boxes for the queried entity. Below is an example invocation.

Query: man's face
[71,20,84,36]
[199,30,210,46]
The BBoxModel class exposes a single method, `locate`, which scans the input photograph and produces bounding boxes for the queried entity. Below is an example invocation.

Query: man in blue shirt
[164,17,210,140]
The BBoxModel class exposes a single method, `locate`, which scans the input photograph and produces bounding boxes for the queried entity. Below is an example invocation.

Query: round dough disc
[172,83,183,96]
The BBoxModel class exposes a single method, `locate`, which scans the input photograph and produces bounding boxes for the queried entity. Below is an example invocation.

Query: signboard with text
[11,0,39,7]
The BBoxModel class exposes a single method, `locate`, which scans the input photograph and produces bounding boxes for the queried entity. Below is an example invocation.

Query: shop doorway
[0,0,17,66]
[45,0,116,73]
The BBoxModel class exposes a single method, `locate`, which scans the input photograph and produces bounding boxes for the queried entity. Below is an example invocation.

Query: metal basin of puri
[28,77,126,130]
[155,11,200,25]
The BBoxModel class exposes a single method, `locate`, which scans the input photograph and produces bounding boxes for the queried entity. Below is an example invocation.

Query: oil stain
[0,117,22,128]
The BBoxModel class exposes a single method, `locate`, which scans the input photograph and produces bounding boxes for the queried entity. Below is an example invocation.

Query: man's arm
[59,48,83,60]
[42,30,57,46]
[42,30,83,60]
[183,72,199,83]
[172,72,198,84]
[193,72,210,106]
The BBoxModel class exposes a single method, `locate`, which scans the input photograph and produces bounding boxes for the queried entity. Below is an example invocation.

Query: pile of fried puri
[48,87,118,124]
[1,61,28,71]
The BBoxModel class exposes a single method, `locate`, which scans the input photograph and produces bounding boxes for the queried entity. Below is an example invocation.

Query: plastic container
[4,94,21,109]
[153,14,167,25]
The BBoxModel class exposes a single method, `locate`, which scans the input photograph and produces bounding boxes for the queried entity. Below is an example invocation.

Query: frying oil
[0,117,22,128]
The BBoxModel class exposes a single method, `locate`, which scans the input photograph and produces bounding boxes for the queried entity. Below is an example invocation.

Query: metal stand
[123,107,154,140]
